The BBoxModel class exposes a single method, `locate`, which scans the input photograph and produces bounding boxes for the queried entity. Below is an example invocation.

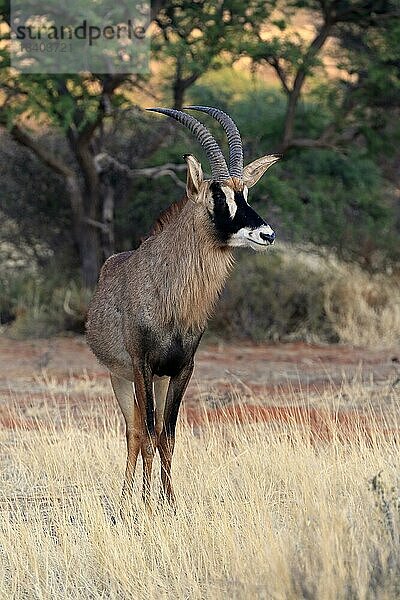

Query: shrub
[2,246,399,345]
[209,247,400,346]
[210,250,335,342]
[0,268,89,338]
[324,262,400,346]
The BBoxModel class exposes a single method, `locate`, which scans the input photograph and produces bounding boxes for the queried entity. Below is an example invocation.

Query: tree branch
[83,217,110,232]
[9,124,74,179]
[284,122,361,152]
[94,152,187,188]
[266,57,290,95]
[281,21,333,149]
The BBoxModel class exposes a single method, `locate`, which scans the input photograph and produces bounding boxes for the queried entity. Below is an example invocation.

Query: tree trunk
[79,222,102,289]
[67,135,107,289]
[66,173,102,290]
[9,123,108,290]
[101,182,115,259]
[173,78,185,110]
[280,23,332,151]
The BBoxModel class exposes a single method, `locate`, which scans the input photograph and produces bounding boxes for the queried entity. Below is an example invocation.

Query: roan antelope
[86,106,280,510]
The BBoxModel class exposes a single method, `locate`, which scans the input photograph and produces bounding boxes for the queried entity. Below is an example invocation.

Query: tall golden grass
[324,262,400,347]
[0,378,400,598]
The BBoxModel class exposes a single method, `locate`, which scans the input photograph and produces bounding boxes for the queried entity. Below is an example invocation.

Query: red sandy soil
[0,336,399,434]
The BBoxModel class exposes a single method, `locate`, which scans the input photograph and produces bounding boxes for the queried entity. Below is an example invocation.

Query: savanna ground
[0,337,400,598]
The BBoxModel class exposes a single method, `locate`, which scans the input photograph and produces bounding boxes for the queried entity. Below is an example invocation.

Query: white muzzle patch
[229,224,275,250]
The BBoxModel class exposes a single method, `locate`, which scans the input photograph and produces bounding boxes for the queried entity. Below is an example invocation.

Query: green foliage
[154,0,276,89]
[271,145,395,263]
[338,15,400,117]
[0,73,128,132]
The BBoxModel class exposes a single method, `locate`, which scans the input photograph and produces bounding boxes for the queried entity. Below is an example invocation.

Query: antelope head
[147,106,280,251]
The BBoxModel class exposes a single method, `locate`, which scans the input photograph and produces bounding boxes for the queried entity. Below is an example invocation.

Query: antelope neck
[150,201,234,332]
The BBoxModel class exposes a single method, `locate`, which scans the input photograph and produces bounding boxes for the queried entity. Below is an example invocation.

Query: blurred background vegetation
[0,0,399,344]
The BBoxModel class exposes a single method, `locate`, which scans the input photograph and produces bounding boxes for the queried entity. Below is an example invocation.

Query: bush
[1,246,399,346]
[0,268,89,338]
[210,250,335,342]
[209,247,400,346]
[324,263,400,346]
[0,131,73,264]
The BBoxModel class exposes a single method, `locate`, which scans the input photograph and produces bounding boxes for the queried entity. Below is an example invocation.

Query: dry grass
[324,263,400,347]
[212,247,400,346]
[0,378,400,599]
[282,247,400,347]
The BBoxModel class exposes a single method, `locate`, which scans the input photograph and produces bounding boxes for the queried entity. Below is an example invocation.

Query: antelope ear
[184,154,203,201]
[243,154,282,188]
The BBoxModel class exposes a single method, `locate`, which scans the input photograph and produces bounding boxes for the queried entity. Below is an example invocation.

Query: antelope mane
[144,196,189,241]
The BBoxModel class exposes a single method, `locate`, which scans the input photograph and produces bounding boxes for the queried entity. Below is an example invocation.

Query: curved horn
[185,106,243,179]
[147,107,230,182]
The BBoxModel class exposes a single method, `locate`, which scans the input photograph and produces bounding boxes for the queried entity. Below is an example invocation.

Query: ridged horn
[147,107,230,182]
[185,106,243,179]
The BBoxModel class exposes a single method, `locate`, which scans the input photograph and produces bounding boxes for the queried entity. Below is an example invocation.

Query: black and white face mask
[210,182,275,250]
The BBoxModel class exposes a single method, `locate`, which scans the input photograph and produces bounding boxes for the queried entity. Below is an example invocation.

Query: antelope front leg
[159,361,194,506]
[110,374,142,510]
[132,363,156,510]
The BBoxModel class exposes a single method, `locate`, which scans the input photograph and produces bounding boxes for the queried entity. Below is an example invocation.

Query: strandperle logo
[14,20,146,47]
[10,0,150,74]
